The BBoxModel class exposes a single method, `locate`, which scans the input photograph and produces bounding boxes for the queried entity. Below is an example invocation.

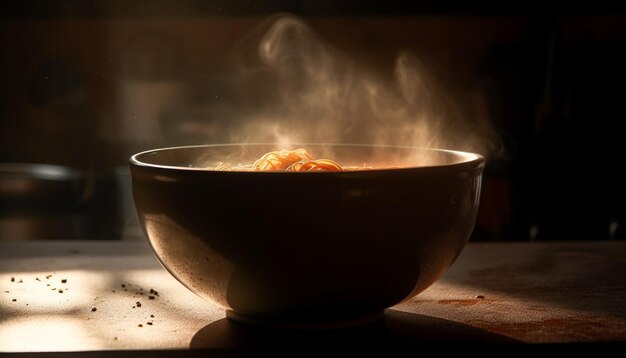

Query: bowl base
[226,309,385,330]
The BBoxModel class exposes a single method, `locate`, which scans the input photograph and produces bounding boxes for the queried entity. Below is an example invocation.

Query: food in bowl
[214,148,343,172]
[130,144,484,327]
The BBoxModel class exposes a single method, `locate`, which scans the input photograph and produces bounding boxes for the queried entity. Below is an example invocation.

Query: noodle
[252,148,313,171]
[286,159,342,172]
[213,148,344,172]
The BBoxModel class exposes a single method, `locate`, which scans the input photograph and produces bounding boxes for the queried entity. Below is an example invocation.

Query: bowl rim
[129,143,485,173]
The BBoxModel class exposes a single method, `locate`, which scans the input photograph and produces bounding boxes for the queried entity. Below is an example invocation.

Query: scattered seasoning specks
[138,324,143,328]
[91,307,97,312]
[18,279,23,283]
[148,296,155,300]
[12,299,16,302]
[46,274,52,279]
[150,314,154,318]
[121,284,126,288]
[147,322,153,326]
[136,301,142,307]
[61,279,67,283]
[58,289,64,293]
[35,278,41,281]
[476,295,485,299]
[4,291,9,293]
[149,289,159,296]
[10,277,15,282]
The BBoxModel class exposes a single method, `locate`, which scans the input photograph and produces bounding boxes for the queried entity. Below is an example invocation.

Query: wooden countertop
[1,240,625,352]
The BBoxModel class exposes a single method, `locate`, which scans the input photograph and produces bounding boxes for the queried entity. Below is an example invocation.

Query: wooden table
[1,240,625,352]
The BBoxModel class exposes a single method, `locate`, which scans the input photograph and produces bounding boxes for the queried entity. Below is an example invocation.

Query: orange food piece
[252,148,313,171]
[251,148,314,171]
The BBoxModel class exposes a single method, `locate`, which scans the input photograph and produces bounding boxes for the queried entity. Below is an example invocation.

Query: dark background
[1,0,625,241]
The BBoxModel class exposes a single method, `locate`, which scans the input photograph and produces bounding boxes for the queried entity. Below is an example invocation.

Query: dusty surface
[395,241,626,343]
[0,241,223,352]
[1,240,625,351]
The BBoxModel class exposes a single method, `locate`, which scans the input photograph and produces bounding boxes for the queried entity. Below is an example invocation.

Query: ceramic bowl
[130,144,484,327]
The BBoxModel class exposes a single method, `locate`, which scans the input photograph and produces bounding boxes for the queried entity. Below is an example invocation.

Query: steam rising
[216,15,497,165]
